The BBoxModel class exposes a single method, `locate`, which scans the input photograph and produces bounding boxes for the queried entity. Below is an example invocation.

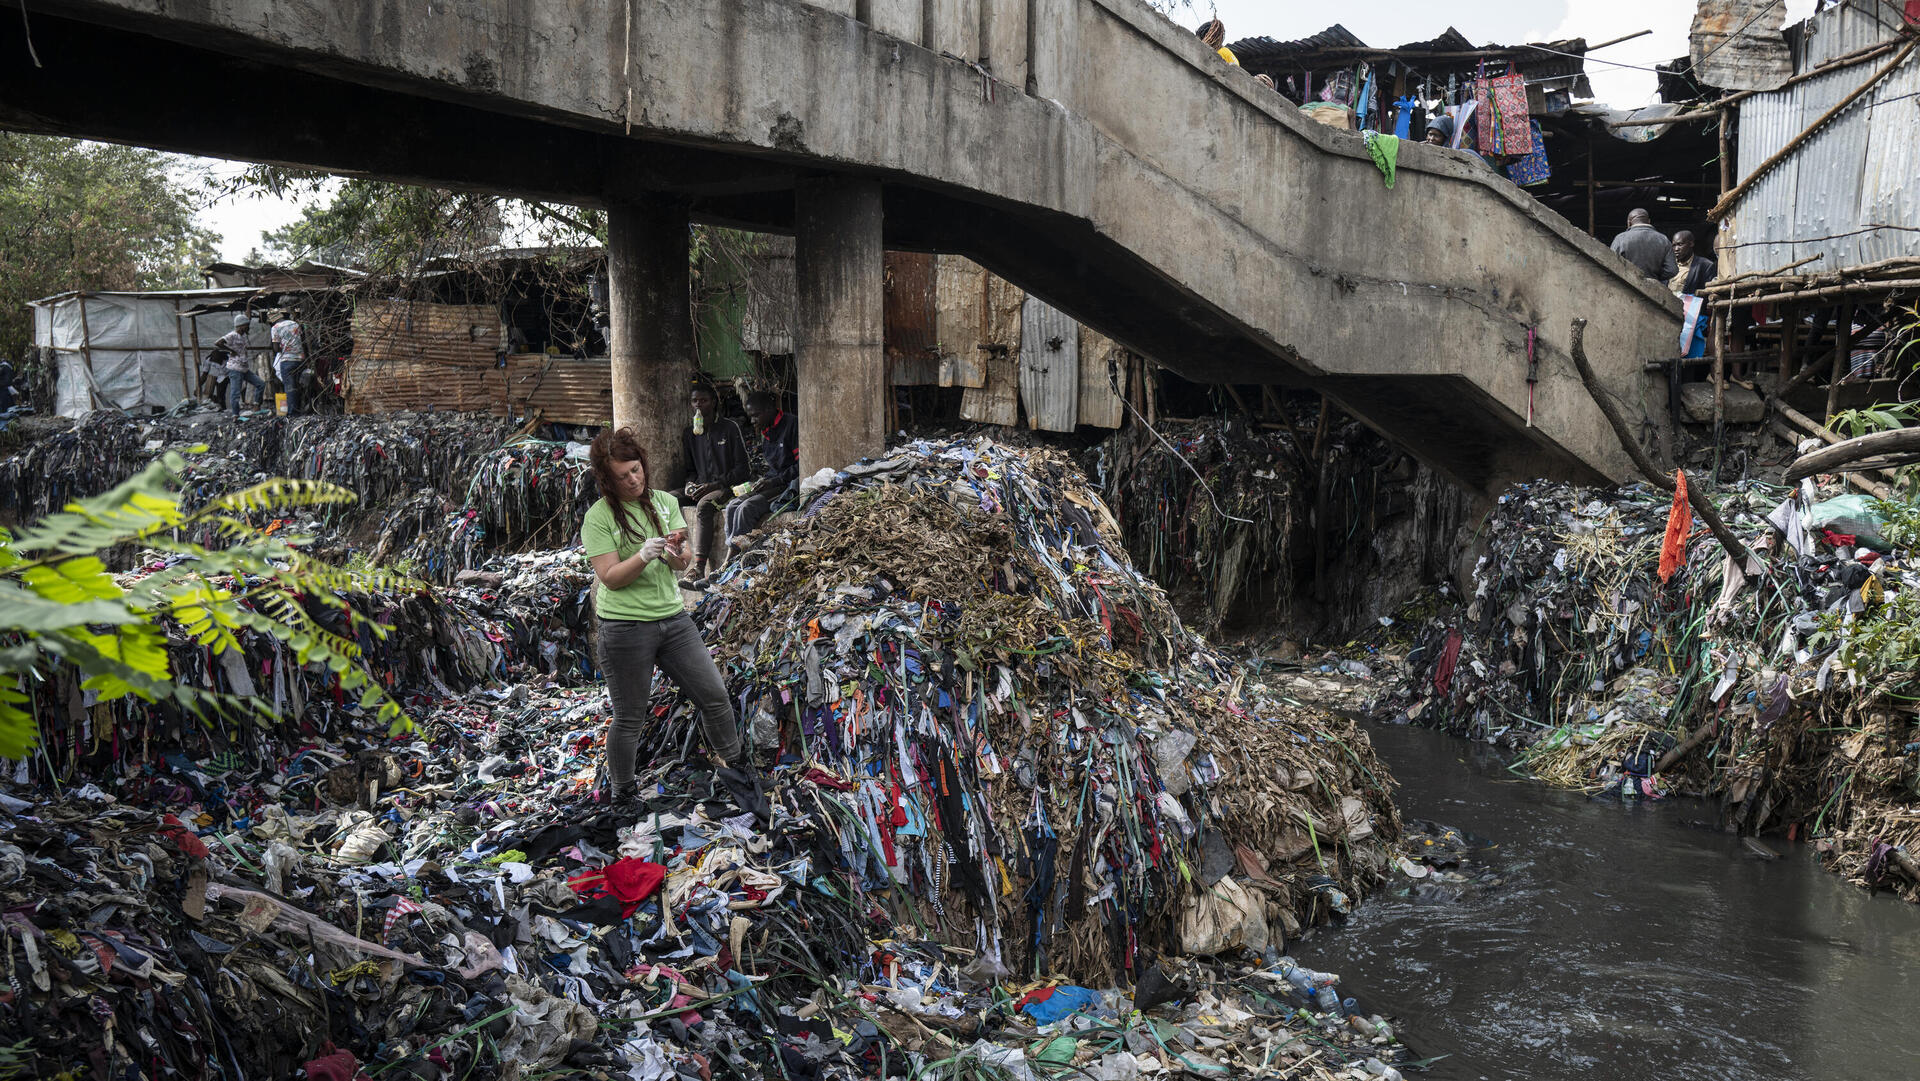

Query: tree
[0,452,411,760]
[0,133,219,363]
[248,172,602,272]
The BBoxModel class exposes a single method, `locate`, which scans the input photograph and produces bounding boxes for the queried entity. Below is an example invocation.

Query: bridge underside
[2,1,1672,492]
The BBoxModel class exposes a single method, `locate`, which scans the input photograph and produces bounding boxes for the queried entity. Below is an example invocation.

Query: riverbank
[1365,475,1920,902]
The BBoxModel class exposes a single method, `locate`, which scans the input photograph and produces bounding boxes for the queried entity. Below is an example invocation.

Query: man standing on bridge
[1669,230,1716,296]
[1610,209,1678,282]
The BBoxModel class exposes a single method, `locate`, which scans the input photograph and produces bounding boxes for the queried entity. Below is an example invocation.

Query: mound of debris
[1375,475,1920,898]
[697,437,1398,983]
[1095,416,1470,640]
[0,436,1410,1081]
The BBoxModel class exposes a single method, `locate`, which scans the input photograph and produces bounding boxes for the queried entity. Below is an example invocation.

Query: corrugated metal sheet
[1726,0,1919,275]
[1018,296,1079,433]
[885,252,939,385]
[1075,327,1127,429]
[1690,0,1792,91]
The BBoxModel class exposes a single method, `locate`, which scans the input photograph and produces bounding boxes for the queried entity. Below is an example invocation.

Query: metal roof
[1725,0,1920,276]
[28,286,258,307]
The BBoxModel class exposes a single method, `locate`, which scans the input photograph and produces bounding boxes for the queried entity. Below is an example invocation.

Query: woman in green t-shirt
[584,427,748,805]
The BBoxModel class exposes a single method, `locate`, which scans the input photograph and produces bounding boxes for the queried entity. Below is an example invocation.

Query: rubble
[0,432,1410,1081]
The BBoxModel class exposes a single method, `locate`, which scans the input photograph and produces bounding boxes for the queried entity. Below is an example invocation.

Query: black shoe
[607,781,639,807]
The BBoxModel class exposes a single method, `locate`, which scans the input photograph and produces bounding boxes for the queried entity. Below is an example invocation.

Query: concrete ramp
[6,0,1680,490]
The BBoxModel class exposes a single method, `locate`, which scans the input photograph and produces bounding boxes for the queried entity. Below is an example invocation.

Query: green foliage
[1829,400,1920,439]
[0,133,219,364]
[223,168,602,273]
[1823,498,1920,691]
[0,453,416,759]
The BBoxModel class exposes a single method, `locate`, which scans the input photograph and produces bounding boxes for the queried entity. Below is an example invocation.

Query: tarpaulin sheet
[35,293,263,416]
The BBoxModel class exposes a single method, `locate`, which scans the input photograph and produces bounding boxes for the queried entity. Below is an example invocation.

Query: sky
[193,0,1818,261]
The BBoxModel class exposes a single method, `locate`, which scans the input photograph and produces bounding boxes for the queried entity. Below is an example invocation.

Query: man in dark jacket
[723,390,798,549]
[1610,208,1678,281]
[1669,231,1716,295]
[679,382,749,585]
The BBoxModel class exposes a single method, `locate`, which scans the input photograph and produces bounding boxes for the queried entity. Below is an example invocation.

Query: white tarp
[32,291,262,417]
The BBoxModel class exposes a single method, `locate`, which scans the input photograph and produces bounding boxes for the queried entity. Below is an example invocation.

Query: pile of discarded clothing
[0,411,598,580]
[1095,416,1470,640]
[0,409,512,529]
[0,435,1415,1080]
[697,437,1399,985]
[1377,475,1920,896]
[373,442,595,583]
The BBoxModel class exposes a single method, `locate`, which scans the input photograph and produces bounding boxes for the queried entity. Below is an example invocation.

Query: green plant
[1823,498,1920,691]
[0,451,415,758]
[1828,400,1920,439]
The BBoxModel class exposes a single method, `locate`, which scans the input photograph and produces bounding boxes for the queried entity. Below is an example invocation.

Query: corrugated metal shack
[1678,0,1919,454]
[1716,1,1919,281]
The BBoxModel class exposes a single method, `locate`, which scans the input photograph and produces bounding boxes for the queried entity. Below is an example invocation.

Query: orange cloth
[1658,470,1691,582]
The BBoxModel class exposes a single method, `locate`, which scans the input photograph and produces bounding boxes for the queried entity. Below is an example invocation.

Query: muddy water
[1294,722,1920,1081]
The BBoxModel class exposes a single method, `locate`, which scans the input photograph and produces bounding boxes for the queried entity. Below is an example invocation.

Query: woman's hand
[638,536,669,562]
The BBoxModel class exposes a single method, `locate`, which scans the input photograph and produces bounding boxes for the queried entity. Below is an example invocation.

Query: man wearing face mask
[678,381,748,587]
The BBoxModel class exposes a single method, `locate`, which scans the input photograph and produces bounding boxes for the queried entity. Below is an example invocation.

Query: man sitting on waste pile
[722,390,798,554]
[678,380,749,587]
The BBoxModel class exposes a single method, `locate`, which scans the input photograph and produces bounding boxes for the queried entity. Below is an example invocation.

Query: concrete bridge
[3,0,1680,492]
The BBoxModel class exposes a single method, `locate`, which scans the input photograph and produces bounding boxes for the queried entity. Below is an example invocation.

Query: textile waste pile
[0,434,1416,1080]
[0,410,591,580]
[1095,416,1469,640]
[695,437,1399,985]
[1374,475,1920,899]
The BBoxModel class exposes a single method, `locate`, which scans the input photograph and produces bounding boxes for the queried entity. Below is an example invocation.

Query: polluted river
[1295,721,1920,1080]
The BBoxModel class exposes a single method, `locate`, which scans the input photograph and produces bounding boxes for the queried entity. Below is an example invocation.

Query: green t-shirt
[581,491,687,621]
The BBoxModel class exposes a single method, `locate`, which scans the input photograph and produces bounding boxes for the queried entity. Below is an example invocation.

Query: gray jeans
[598,612,741,785]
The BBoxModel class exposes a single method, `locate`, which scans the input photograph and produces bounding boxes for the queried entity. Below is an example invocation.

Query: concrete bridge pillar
[607,193,696,487]
[794,176,886,477]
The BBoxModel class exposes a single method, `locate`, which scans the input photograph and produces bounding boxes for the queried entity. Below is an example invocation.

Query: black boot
[607,780,639,807]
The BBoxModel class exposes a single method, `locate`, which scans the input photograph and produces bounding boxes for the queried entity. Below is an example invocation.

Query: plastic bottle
[1268,953,1342,1014]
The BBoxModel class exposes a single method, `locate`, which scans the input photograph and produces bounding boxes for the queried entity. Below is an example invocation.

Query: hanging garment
[1504,121,1550,186]
[1362,131,1400,189]
[1659,470,1691,583]
[1393,96,1417,139]
[1472,66,1534,157]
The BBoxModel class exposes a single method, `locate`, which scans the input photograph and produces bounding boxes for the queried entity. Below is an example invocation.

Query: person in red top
[722,391,797,548]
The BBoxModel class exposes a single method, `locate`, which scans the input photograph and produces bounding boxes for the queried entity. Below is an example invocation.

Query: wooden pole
[1655,716,1721,774]
[1709,37,1920,223]
[1567,318,1755,566]
[1717,111,1733,199]
[172,298,190,401]
[1702,253,1826,292]
[1778,304,1797,386]
[77,295,98,412]
[1826,306,1851,424]
[1712,308,1728,454]
[1586,141,1596,236]
[1708,277,1920,308]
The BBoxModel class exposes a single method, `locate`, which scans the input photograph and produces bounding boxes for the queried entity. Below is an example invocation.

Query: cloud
[1537,0,1819,106]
